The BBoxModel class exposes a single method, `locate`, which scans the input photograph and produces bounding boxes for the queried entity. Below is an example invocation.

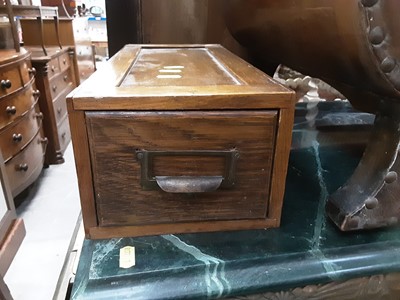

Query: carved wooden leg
[326,113,400,230]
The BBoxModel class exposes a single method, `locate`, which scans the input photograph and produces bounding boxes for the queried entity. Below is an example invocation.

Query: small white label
[119,246,136,269]
[157,74,182,79]
[159,69,182,73]
[163,65,185,69]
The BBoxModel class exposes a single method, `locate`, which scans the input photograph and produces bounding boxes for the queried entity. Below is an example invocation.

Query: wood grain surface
[68,44,295,238]
[87,110,277,226]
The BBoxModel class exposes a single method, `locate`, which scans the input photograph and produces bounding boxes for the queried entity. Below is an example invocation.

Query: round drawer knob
[39,137,48,145]
[61,132,67,139]
[51,65,55,72]
[17,163,29,172]
[1,79,12,89]
[63,59,66,65]
[35,112,44,120]
[28,67,36,76]
[57,107,62,114]
[6,106,17,115]
[12,133,23,142]
[63,75,68,82]
[52,85,57,92]
[33,89,41,98]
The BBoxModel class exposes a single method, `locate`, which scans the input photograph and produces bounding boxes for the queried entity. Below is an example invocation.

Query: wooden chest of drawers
[0,49,47,197]
[20,18,96,84]
[28,47,77,165]
[67,44,295,239]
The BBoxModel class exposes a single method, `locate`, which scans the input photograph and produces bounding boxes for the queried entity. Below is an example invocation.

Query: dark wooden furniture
[0,2,61,56]
[20,17,96,84]
[67,44,295,239]
[0,49,47,197]
[0,146,25,282]
[226,0,400,231]
[29,47,76,165]
[105,0,249,59]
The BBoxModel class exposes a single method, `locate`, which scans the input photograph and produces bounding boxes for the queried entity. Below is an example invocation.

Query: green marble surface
[71,102,400,300]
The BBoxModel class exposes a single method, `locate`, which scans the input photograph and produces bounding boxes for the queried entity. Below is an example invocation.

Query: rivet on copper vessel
[369,27,385,44]
[348,216,360,228]
[361,0,379,7]
[365,197,379,209]
[385,171,398,184]
[381,57,396,73]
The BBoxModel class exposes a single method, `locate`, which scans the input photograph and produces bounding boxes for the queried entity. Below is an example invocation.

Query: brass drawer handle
[155,176,224,193]
[17,163,28,172]
[28,67,36,76]
[52,85,57,92]
[35,112,44,120]
[136,149,239,193]
[12,133,23,142]
[1,79,12,89]
[33,89,40,98]
[63,75,68,82]
[6,106,17,115]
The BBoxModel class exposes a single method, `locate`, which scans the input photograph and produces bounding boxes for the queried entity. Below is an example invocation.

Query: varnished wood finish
[0,79,38,130]
[5,131,46,197]
[0,218,25,277]
[0,275,12,300]
[20,18,96,84]
[0,149,25,280]
[68,44,295,238]
[66,103,98,236]
[0,104,41,163]
[29,47,76,165]
[105,0,250,60]
[0,49,46,196]
[89,219,278,239]
[87,111,277,226]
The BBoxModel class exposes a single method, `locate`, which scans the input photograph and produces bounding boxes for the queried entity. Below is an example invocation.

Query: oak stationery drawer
[67,44,295,239]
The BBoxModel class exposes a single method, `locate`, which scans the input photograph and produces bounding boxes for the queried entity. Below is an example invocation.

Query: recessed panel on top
[121,48,241,87]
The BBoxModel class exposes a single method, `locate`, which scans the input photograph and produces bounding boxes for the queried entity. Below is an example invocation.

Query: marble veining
[162,234,231,298]
[309,141,341,280]
[71,102,400,300]
[90,238,123,279]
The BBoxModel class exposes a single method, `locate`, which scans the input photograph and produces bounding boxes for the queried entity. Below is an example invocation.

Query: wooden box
[67,44,295,239]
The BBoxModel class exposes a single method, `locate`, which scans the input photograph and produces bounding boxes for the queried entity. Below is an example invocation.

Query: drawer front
[78,63,95,82]
[86,110,278,227]
[0,104,42,162]
[20,60,35,86]
[58,52,71,73]
[5,131,45,196]
[0,66,23,97]
[53,82,73,125]
[50,69,73,100]
[57,116,71,153]
[0,82,39,129]
[48,56,61,79]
